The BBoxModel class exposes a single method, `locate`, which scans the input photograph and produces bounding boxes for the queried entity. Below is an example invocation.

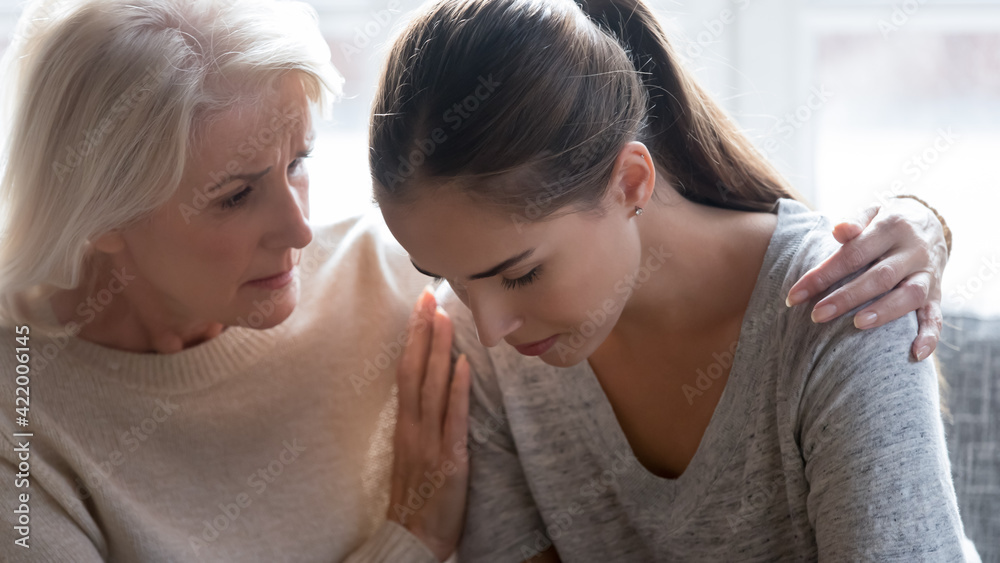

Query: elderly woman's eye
[221,186,253,210]
[289,152,312,172]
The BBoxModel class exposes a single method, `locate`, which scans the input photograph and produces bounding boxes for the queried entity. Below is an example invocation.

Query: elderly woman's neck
[49,257,227,354]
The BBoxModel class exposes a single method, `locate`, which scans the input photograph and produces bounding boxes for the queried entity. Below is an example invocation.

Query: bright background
[0,0,997,318]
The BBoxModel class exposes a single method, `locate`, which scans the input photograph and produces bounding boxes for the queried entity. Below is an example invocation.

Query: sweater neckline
[36,301,290,393]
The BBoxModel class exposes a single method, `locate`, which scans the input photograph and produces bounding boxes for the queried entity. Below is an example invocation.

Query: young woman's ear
[609,141,656,215]
[91,231,126,254]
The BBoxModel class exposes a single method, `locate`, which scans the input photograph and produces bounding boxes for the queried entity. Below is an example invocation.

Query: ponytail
[578,0,801,211]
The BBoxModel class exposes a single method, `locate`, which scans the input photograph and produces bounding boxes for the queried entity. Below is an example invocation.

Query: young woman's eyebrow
[410,248,536,281]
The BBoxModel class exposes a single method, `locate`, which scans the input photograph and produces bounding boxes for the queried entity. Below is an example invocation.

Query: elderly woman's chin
[228,267,303,330]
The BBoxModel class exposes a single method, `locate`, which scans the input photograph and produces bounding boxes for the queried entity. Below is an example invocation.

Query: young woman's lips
[513,334,559,356]
[246,268,294,290]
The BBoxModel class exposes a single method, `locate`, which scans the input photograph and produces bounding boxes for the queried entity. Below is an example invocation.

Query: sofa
[936,314,1000,562]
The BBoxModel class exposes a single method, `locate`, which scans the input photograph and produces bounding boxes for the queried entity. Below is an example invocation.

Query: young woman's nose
[467,289,523,348]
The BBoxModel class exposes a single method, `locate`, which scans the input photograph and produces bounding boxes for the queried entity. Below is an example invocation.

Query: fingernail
[811,304,837,323]
[786,290,809,307]
[414,291,432,321]
[412,290,427,316]
[855,312,877,329]
[916,345,931,361]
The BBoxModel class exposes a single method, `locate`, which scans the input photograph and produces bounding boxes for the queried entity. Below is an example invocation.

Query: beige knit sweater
[0,215,440,562]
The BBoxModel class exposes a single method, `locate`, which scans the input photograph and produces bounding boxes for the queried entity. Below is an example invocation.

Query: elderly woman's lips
[246,268,294,290]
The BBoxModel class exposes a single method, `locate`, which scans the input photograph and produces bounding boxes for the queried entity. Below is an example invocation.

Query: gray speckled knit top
[445,198,981,563]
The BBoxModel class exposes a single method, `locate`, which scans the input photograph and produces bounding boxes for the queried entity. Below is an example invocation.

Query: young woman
[371,0,979,560]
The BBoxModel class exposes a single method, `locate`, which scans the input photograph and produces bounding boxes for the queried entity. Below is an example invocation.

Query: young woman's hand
[786,197,948,362]
[387,288,471,562]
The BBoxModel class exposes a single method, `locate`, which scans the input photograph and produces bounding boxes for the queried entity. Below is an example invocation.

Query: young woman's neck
[609,187,777,347]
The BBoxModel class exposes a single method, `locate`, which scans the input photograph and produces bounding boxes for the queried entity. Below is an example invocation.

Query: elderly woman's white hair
[0,0,343,326]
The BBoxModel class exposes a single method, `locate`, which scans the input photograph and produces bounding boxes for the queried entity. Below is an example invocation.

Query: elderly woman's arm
[0,450,447,563]
[419,288,552,563]
[368,289,471,563]
[0,451,105,561]
[341,520,443,563]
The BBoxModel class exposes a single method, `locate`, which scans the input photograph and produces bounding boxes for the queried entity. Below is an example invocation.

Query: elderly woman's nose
[267,179,313,250]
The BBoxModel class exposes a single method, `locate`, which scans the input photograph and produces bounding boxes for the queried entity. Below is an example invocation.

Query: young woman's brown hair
[370,0,802,216]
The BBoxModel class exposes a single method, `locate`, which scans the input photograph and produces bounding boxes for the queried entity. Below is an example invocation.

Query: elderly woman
[0,0,955,561]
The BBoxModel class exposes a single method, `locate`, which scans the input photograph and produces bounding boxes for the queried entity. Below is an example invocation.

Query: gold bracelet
[892,194,952,258]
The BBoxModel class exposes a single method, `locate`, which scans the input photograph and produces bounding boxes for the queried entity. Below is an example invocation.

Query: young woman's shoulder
[767,198,843,292]
[766,200,941,443]
[767,197,915,352]
[769,198,919,354]
[765,205,972,559]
